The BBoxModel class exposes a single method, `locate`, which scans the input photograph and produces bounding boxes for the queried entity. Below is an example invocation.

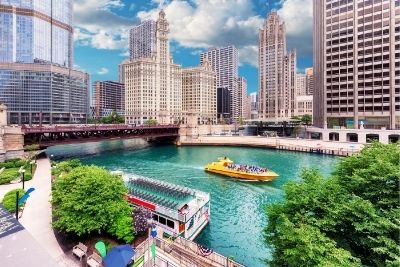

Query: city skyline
[73,0,314,93]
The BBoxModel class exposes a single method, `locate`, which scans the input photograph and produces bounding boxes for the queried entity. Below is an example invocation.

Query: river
[47,139,338,266]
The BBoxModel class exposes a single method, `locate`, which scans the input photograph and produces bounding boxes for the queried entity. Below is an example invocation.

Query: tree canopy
[52,163,134,243]
[265,143,400,267]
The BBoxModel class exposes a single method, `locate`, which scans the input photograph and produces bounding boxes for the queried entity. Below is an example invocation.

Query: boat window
[152,214,158,222]
[167,219,175,229]
[159,216,166,225]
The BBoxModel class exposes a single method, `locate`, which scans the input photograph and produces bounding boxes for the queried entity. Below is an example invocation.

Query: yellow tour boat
[204,157,279,181]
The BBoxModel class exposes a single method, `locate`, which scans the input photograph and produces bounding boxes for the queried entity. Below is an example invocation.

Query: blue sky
[73,0,313,93]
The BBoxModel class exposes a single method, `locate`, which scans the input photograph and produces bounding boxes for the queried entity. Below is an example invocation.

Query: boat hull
[205,166,278,181]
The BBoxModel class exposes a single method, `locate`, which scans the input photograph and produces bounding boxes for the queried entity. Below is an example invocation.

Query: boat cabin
[126,177,210,240]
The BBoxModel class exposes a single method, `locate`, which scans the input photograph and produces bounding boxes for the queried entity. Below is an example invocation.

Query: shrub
[1,189,25,212]
[0,168,20,185]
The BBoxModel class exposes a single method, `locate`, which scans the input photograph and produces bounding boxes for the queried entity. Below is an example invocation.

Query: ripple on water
[48,142,337,267]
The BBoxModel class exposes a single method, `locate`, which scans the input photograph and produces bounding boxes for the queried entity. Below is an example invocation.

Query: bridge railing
[21,124,180,134]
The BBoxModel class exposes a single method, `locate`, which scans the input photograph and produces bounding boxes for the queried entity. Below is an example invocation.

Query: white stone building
[122,10,182,125]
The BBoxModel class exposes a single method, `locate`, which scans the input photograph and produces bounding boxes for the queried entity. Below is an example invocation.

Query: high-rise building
[313,0,399,129]
[182,61,217,125]
[92,81,125,119]
[243,95,251,120]
[129,20,157,60]
[250,92,258,119]
[259,12,297,120]
[122,10,182,125]
[305,68,314,95]
[0,63,89,124]
[217,87,231,120]
[0,0,89,124]
[200,46,239,119]
[296,74,307,96]
[238,77,247,119]
[296,95,313,117]
[0,0,73,67]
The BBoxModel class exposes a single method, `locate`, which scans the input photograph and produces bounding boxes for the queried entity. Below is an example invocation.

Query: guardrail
[21,124,180,134]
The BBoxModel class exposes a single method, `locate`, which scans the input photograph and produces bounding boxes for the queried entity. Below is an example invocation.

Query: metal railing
[21,124,180,133]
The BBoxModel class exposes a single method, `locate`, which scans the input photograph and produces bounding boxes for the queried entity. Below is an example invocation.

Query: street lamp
[19,169,26,190]
[30,160,35,174]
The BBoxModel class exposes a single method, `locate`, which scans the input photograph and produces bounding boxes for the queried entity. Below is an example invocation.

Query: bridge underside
[24,127,179,148]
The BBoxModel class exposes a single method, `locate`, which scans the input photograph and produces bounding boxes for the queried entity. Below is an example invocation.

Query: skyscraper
[182,61,217,125]
[129,20,157,60]
[305,68,314,95]
[200,46,239,119]
[250,92,258,119]
[259,11,297,120]
[122,10,182,125]
[296,74,307,96]
[92,81,125,119]
[313,0,399,129]
[0,0,89,124]
[0,0,73,67]
[238,77,247,119]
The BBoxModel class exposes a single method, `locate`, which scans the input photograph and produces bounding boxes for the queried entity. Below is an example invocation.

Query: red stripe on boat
[127,196,156,211]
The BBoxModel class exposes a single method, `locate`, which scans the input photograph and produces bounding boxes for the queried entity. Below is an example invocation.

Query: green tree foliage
[1,188,25,212]
[52,165,134,243]
[144,119,158,125]
[301,114,312,125]
[99,111,125,124]
[265,143,400,267]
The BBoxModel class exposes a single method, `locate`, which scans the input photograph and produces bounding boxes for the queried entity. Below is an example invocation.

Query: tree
[52,165,134,243]
[144,119,158,125]
[99,111,125,124]
[301,114,312,125]
[264,143,400,267]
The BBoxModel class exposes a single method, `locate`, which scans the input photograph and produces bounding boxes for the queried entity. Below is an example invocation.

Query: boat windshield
[225,163,268,174]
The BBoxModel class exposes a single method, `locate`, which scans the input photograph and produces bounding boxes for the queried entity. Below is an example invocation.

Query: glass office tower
[0,0,89,124]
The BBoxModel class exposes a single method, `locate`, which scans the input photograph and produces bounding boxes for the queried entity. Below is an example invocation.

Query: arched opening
[366,134,379,143]
[388,134,399,143]
[329,132,339,141]
[346,133,358,142]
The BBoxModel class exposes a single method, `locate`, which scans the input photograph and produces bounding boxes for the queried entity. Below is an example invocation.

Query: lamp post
[30,160,35,174]
[19,169,26,190]
[15,191,19,221]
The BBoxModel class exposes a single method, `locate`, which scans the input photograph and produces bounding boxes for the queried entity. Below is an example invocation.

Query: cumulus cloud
[73,0,136,50]
[278,0,313,60]
[97,67,109,75]
[137,0,264,66]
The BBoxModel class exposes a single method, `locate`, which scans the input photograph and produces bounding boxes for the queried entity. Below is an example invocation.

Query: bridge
[22,124,180,148]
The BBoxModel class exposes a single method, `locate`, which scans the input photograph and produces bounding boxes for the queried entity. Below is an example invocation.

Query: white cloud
[278,0,313,59]
[97,67,109,75]
[137,0,264,67]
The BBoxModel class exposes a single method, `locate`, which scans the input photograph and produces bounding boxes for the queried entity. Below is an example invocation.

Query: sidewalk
[18,158,79,267]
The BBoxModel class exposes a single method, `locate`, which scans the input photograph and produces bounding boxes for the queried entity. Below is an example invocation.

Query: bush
[0,168,20,185]
[1,189,25,212]
[52,159,82,177]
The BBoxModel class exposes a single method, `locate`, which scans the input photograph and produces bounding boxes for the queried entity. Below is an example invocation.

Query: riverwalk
[179,136,364,156]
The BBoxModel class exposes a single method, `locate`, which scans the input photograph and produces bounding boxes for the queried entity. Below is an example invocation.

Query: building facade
[259,12,297,120]
[238,77,247,119]
[129,20,157,60]
[0,0,89,124]
[313,0,400,129]
[182,61,217,125]
[92,81,125,118]
[250,92,258,119]
[217,87,231,120]
[123,10,182,125]
[296,95,313,117]
[0,63,89,124]
[296,74,307,96]
[0,0,73,67]
[305,68,314,95]
[200,46,239,119]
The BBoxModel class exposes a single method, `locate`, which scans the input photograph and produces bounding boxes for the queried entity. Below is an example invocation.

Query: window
[167,220,175,229]
[159,216,166,225]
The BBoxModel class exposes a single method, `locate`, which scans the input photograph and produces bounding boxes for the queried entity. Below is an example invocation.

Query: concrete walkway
[16,158,78,267]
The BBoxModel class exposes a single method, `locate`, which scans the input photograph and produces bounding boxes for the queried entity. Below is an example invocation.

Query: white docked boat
[127,177,210,240]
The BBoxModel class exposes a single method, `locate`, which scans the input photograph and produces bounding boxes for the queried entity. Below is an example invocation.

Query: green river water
[47,139,338,267]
